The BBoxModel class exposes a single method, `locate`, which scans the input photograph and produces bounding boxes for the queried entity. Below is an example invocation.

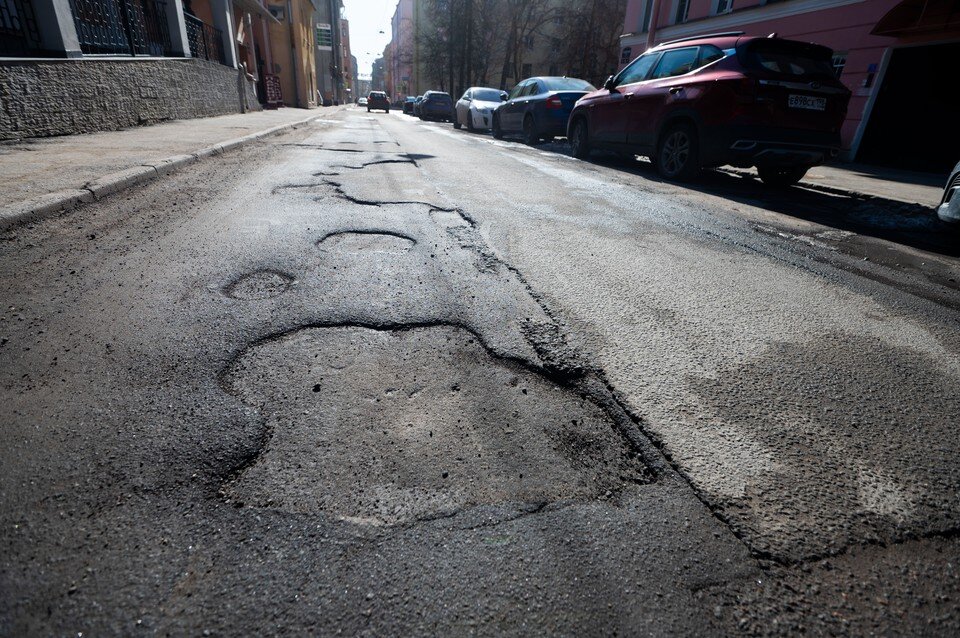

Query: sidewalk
[0,107,340,230]
[726,163,946,209]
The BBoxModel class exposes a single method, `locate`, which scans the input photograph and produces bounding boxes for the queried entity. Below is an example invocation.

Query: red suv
[568,33,851,185]
[367,91,390,113]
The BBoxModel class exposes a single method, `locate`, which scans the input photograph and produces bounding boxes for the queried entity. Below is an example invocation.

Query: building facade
[619,0,960,171]
[0,0,328,139]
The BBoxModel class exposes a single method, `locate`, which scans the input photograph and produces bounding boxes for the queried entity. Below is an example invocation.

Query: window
[641,0,655,31]
[507,81,527,100]
[699,45,725,67]
[620,47,633,64]
[651,47,699,79]
[523,80,541,96]
[674,0,690,24]
[832,53,847,78]
[617,52,660,85]
[714,0,732,14]
[524,35,535,50]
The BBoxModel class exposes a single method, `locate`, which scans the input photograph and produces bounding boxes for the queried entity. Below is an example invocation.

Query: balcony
[184,12,226,65]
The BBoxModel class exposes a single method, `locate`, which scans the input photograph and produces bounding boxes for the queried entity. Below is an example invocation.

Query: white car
[454,87,506,132]
[357,97,368,106]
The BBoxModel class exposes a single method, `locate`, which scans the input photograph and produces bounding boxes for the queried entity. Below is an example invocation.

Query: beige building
[267,0,320,107]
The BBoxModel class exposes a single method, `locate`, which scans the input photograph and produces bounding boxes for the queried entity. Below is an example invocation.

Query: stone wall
[0,57,262,141]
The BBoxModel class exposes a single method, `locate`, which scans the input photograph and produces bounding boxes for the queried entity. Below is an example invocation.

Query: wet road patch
[317,230,416,253]
[221,324,649,525]
[224,270,294,300]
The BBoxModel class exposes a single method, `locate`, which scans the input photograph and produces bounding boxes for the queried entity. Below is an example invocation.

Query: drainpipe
[646,0,664,50]
[287,0,301,106]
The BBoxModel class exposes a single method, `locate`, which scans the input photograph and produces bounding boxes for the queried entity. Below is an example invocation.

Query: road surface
[2,108,959,635]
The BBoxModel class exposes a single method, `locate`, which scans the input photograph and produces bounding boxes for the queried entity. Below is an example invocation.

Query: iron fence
[184,13,225,65]
[0,0,42,56]
[69,0,172,56]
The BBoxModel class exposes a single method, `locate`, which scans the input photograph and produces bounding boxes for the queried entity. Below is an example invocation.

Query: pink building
[389,0,417,102]
[619,0,960,172]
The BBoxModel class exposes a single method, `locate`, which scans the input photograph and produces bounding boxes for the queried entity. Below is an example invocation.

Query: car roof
[651,35,744,51]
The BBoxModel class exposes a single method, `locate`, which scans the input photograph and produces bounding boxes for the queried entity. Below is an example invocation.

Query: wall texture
[0,58,261,141]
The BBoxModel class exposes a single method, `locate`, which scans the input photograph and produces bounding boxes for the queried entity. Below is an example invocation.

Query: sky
[342,0,396,79]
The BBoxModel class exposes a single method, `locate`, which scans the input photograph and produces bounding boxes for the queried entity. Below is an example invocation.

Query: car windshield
[741,40,835,78]
[472,89,502,102]
[542,77,595,91]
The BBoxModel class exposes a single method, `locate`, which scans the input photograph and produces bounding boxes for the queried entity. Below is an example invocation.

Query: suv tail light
[545,95,563,110]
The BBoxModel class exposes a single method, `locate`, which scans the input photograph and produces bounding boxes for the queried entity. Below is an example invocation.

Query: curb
[0,113,325,233]
[718,167,935,212]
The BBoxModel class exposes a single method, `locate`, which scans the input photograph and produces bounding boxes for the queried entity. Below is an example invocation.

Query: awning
[234,0,280,23]
[872,0,960,36]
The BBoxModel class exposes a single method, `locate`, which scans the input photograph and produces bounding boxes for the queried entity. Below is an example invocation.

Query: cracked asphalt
[1,108,959,635]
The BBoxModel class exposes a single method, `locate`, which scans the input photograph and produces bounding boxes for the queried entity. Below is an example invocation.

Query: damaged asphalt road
[1,110,959,635]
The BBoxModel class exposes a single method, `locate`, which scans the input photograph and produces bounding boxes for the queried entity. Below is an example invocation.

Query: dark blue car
[419,91,455,122]
[493,76,596,145]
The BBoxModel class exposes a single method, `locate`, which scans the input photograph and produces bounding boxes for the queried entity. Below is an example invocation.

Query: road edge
[0,113,325,233]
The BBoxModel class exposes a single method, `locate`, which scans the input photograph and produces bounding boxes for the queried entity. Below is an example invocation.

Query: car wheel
[655,123,700,181]
[466,111,476,132]
[570,118,591,160]
[757,165,808,187]
[385,108,390,113]
[522,115,539,146]
[492,114,503,139]
[367,108,371,112]
[453,114,461,130]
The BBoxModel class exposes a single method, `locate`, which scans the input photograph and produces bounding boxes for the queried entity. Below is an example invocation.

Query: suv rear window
[740,40,835,78]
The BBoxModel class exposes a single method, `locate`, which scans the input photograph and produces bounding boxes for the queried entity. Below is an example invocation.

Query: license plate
[788,94,826,111]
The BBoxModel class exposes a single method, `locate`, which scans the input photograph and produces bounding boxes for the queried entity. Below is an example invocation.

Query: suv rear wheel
[655,123,700,181]
[757,165,808,187]
[492,114,503,139]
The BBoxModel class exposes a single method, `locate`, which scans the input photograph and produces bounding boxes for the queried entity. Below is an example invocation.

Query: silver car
[454,87,506,132]
[938,160,960,223]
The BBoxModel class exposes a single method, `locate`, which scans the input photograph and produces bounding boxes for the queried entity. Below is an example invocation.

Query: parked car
[357,97,368,106]
[402,96,417,114]
[413,95,425,117]
[493,77,595,145]
[568,32,851,184]
[454,87,507,131]
[419,91,455,122]
[938,160,960,224]
[366,91,390,113]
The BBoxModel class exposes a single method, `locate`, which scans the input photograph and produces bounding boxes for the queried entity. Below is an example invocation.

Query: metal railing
[0,0,42,56]
[69,0,172,56]
[184,13,226,65]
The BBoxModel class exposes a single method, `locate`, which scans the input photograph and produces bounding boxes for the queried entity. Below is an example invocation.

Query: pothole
[224,270,294,300]
[221,324,650,525]
[317,230,415,253]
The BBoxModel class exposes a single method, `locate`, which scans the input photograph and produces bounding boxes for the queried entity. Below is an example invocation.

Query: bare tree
[554,0,627,86]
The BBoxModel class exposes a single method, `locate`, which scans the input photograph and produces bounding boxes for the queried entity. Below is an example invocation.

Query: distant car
[493,76,595,145]
[568,33,851,184]
[357,97,368,106]
[402,96,417,114]
[938,160,960,224]
[366,91,390,113]
[454,87,507,131]
[419,91,455,122]
[413,95,424,117]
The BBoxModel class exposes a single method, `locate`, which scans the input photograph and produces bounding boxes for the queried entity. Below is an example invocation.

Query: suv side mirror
[603,75,617,91]
[500,91,509,101]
